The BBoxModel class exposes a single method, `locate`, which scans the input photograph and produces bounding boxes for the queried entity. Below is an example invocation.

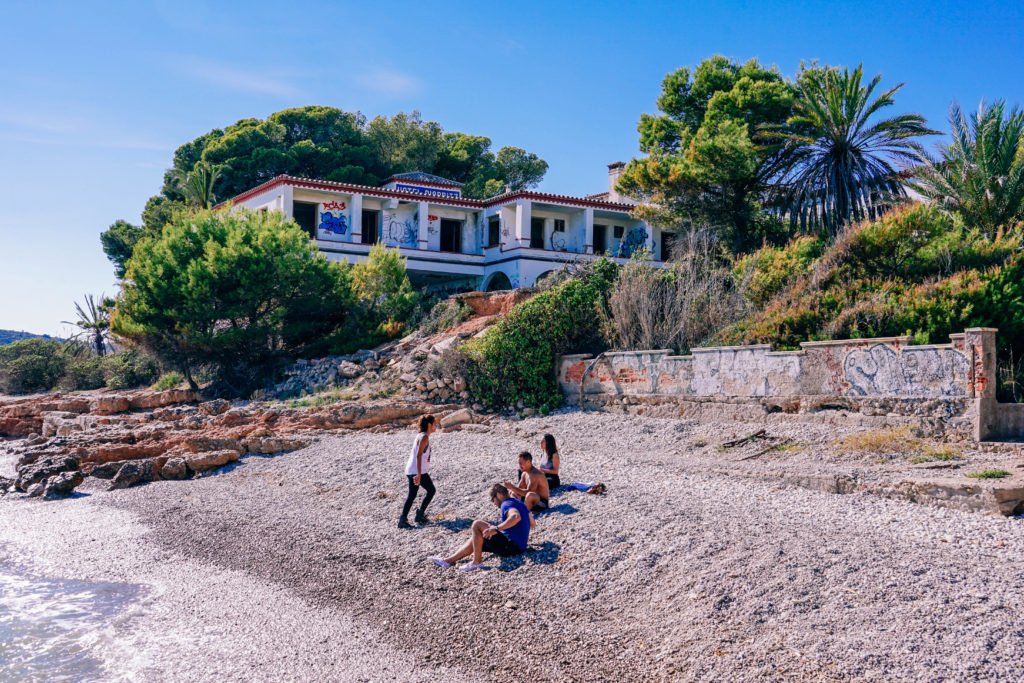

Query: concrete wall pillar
[350,193,362,243]
[583,207,594,254]
[282,185,295,219]
[966,327,999,440]
[418,201,429,250]
[515,200,531,248]
[644,223,655,255]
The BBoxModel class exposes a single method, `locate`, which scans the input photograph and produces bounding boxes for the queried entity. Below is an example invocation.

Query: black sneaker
[414,512,429,525]
[398,519,412,529]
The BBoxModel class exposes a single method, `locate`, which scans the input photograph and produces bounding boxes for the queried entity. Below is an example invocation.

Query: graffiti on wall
[318,212,348,235]
[843,344,969,397]
[617,228,648,258]
[384,212,418,247]
[550,231,567,251]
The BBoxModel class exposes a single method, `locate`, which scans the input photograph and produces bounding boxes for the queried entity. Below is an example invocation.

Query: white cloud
[171,55,302,98]
[353,67,424,97]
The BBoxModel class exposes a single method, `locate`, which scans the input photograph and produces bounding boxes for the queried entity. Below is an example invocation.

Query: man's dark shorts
[482,531,525,556]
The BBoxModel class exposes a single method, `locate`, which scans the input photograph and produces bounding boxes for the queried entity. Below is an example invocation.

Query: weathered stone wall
[559,328,1022,441]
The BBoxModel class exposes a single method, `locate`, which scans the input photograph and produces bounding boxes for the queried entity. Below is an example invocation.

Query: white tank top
[405,433,432,475]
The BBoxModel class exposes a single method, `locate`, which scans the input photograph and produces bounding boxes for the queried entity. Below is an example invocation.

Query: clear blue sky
[1,0,1021,336]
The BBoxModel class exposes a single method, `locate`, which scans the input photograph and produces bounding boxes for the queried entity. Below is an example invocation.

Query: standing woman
[400,415,437,529]
[538,433,561,490]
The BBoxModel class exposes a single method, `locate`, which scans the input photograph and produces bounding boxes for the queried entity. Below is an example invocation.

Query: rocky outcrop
[5,387,462,498]
[43,471,85,499]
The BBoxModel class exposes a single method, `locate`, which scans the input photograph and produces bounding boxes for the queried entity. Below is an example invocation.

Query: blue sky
[1,0,1021,336]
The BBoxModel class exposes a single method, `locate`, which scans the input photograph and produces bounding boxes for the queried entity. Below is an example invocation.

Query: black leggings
[401,473,435,519]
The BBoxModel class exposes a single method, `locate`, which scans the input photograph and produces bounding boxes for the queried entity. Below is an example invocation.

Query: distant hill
[0,330,57,346]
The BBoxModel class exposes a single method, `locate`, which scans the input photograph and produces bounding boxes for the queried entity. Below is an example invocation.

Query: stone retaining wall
[559,328,1022,441]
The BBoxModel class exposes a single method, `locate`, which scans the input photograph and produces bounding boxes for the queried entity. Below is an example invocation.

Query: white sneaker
[430,557,451,569]
[459,562,485,573]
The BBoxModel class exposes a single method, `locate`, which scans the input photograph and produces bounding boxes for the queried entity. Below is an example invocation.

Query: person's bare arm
[413,435,428,485]
[483,507,520,538]
[501,474,529,496]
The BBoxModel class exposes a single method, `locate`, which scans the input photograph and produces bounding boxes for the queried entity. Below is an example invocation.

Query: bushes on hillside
[717,204,1024,400]
[0,339,68,394]
[0,340,163,395]
[606,233,747,353]
[461,259,615,412]
[112,208,354,393]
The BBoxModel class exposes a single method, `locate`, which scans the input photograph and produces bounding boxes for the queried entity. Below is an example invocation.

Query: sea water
[0,555,149,682]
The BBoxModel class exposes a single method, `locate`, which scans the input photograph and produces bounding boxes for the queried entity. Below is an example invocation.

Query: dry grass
[835,427,963,464]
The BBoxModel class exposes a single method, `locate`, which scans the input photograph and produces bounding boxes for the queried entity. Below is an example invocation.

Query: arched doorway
[483,271,513,292]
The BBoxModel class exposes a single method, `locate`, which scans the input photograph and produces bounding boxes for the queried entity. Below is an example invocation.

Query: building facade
[226,163,669,291]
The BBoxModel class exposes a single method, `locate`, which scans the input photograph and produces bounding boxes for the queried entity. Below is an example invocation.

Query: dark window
[660,231,676,261]
[488,216,500,247]
[593,224,607,254]
[553,218,565,232]
[613,225,625,239]
[440,219,462,252]
[530,217,545,249]
[361,210,379,244]
[293,201,317,239]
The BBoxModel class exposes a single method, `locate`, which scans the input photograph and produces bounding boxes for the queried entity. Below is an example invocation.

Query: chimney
[607,161,626,202]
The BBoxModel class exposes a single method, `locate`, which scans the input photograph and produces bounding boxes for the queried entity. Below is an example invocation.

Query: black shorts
[482,532,525,556]
[533,498,549,512]
[544,473,561,489]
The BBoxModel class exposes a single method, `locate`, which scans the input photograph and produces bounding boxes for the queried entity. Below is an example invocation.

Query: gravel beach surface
[3,410,1024,681]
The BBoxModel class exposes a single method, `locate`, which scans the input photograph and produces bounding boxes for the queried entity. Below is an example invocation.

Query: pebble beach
[3,410,1023,681]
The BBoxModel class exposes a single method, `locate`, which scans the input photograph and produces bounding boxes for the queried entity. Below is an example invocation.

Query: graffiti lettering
[322,200,346,211]
[843,344,969,397]
[318,212,348,235]
[384,213,418,247]
[428,215,438,222]
[617,227,648,258]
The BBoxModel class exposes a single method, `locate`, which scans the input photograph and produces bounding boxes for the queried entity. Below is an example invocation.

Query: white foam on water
[0,555,150,682]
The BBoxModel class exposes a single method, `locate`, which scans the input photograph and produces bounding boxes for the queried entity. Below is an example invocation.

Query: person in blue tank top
[430,484,532,572]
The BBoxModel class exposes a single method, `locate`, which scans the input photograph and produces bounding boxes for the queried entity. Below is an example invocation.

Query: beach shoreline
[3,411,1024,681]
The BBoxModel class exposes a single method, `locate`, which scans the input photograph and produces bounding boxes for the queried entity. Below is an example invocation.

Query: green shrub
[112,208,353,393]
[152,371,185,391]
[735,235,824,308]
[59,354,107,391]
[462,260,615,412]
[0,338,67,394]
[966,468,1011,479]
[418,297,472,335]
[104,349,161,390]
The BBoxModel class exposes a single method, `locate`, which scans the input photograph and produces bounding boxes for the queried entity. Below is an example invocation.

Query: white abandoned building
[226,162,669,291]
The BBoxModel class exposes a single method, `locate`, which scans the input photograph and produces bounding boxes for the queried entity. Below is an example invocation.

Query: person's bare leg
[446,520,488,564]
[472,522,486,565]
[524,492,540,510]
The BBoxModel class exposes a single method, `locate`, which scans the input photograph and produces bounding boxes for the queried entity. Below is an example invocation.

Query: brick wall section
[558,328,1022,441]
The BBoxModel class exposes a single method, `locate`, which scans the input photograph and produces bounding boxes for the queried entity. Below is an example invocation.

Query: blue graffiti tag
[617,227,648,257]
[319,212,348,235]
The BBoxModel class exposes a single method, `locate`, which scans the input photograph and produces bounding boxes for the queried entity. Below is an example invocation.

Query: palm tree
[63,294,112,356]
[770,65,938,235]
[912,101,1024,236]
[172,162,223,210]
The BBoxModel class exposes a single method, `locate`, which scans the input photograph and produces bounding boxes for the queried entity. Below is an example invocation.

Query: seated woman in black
[538,433,561,490]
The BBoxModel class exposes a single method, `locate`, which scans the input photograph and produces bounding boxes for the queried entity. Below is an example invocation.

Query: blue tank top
[499,498,531,550]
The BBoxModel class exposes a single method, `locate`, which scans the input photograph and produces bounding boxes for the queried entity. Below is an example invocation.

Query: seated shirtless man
[502,451,550,512]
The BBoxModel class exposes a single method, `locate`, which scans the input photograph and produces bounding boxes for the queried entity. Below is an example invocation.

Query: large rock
[15,454,80,492]
[43,471,85,499]
[184,449,240,474]
[440,408,474,428]
[160,457,188,480]
[127,390,197,410]
[242,436,311,454]
[183,436,244,454]
[198,399,231,416]
[109,459,159,490]
[338,361,363,379]
[90,396,131,415]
